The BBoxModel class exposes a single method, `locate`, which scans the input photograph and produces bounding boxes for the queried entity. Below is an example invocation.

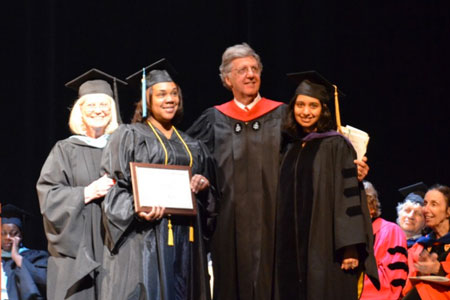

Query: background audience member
[397,193,426,248]
[361,181,408,300]
[1,204,48,300]
[403,184,450,300]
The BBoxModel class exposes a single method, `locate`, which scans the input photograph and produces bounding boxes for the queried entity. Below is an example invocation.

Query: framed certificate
[130,162,197,216]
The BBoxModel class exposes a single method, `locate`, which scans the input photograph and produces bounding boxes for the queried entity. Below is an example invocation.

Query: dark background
[2,0,449,250]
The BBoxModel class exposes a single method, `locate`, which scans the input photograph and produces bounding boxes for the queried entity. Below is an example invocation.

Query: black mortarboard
[126,58,177,89]
[65,68,127,122]
[398,182,428,205]
[1,204,30,230]
[126,58,177,118]
[287,71,345,103]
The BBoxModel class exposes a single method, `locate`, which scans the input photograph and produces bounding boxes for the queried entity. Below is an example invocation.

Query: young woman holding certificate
[273,71,379,300]
[100,59,216,300]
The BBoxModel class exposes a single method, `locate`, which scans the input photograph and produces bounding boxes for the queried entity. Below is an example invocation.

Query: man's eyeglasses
[233,66,261,76]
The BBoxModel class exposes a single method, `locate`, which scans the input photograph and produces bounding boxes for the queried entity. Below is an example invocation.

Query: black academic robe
[2,249,48,300]
[100,123,216,300]
[274,133,378,300]
[187,98,287,300]
[37,137,107,300]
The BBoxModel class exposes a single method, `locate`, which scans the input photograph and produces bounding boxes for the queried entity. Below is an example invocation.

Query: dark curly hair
[282,93,336,137]
[131,84,184,125]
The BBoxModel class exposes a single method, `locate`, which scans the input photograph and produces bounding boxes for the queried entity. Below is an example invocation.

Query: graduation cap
[398,182,427,205]
[1,204,31,230]
[287,70,348,132]
[65,68,127,123]
[126,58,177,118]
[287,71,345,103]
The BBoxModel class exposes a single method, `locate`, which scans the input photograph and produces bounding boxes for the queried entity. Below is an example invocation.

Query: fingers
[85,176,116,203]
[341,258,359,270]
[191,174,210,194]
[354,159,369,181]
[138,206,165,222]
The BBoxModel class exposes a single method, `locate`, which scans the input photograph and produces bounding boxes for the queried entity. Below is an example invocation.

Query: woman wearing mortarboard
[1,204,49,300]
[99,59,217,300]
[273,71,379,300]
[36,69,126,299]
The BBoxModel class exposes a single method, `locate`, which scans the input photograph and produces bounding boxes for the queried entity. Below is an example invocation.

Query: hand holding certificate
[130,162,197,216]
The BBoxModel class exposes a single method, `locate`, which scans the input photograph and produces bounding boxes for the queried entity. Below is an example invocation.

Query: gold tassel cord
[333,84,342,133]
[189,226,194,242]
[357,271,364,299]
[147,121,195,246]
[147,121,169,165]
[168,217,174,246]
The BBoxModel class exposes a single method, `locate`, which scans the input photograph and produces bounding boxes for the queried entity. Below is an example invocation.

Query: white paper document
[340,125,370,161]
[135,166,193,209]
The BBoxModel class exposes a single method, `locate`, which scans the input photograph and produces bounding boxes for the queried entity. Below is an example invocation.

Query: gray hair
[219,43,263,89]
[396,199,423,225]
[363,181,382,218]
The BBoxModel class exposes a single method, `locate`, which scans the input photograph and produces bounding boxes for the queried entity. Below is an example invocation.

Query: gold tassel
[333,84,343,134]
[357,271,364,299]
[189,225,194,242]
[168,218,174,246]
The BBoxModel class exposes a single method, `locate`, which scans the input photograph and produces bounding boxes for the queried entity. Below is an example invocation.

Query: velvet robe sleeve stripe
[360,218,408,300]
[388,262,408,272]
[332,136,372,252]
[388,246,408,256]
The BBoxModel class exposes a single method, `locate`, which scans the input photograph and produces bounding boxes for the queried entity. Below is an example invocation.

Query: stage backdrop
[2,0,449,249]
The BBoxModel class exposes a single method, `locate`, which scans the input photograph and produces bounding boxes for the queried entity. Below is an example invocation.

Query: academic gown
[187,98,286,300]
[403,232,450,300]
[100,123,216,300]
[274,132,378,300]
[360,218,408,300]
[37,136,108,300]
[2,249,48,300]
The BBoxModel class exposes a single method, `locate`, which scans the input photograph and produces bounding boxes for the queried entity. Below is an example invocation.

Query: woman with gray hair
[396,193,426,248]
[360,181,408,300]
[37,69,125,300]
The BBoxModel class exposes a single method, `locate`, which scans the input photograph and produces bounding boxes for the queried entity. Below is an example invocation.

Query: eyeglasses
[83,102,110,112]
[233,66,261,76]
